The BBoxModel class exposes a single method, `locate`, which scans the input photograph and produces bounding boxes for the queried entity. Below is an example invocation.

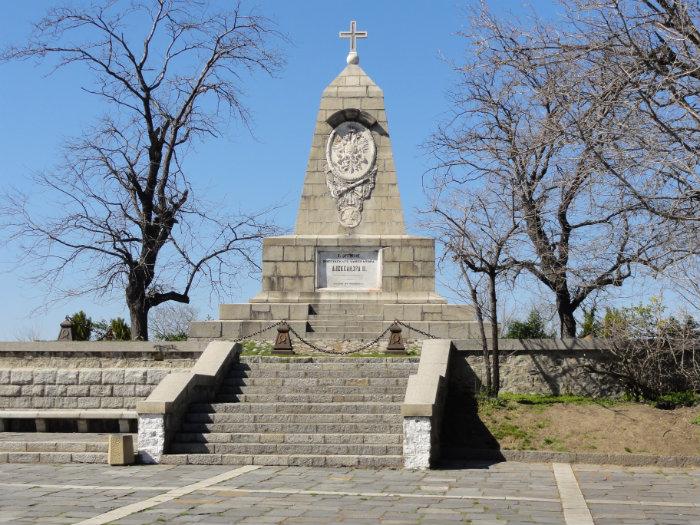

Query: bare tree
[553,0,700,223]
[1,1,283,340]
[429,7,680,337]
[150,303,198,340]
[426,185,519,396]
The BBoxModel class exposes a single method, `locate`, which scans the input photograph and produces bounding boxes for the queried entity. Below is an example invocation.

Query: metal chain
[288,324,392,355]
[393,320,439,339]
[234,319,441,354]
[231,320,285,343]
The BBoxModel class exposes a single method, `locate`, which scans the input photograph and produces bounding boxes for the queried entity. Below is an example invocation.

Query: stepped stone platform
[0,432,136,464]
[191,301,480,341]
[160,356,419,467]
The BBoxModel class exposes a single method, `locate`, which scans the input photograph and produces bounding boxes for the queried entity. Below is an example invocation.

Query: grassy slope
[477,395,700,456]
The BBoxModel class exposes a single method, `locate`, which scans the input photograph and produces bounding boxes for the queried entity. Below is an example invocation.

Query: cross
[339,20,368,61]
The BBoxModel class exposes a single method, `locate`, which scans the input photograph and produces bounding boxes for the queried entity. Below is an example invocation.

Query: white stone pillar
[137,413,165,464]
[403,416,432,469]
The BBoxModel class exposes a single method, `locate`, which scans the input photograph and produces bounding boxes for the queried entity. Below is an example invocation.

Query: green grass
[477,393,620,417]
[691,415,700,425]
[491,422,532,449]
[653,391,699,409]
[498,393,619,406]
[542,436,567,451]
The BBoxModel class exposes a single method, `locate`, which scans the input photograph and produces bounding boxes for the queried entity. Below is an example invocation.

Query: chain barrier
[234,319,441,354]
[287,324,392,355]
[393,320,439,339]
[231,320,285,343]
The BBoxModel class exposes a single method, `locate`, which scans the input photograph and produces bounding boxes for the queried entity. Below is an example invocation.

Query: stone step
[159,453,403,468]
[187,402,401,415]
[0,432,136,464]
[173,432,402,445]
[232,361,418,369]
[237,356,419,364]
[226,368,416,379]
[215,393,405,403]
[298,332,387,340]
[181,421,403,434]
[222,377,410,388]
[306,323,384,331]
[308,314,384,321]
[0,440,108,453]
[169,442,401,456]
[310,304,384,314]
[217,385,407,395]
[0,451,107,464]
[184,412,403,424]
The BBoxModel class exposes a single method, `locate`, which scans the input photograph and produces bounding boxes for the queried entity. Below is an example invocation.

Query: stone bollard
[273,322,294,355]
[108,434,135,466]
[57,317,74,341]
[386,322,407,354]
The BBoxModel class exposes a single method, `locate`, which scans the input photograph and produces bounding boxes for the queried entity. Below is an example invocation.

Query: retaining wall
[0,341,202,410]
[453,338,619,397]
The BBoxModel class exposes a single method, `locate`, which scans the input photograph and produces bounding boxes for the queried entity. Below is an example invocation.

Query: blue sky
[0,1,675,339]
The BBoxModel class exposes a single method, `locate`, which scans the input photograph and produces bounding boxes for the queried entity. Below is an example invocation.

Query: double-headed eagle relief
[325,120,377,228]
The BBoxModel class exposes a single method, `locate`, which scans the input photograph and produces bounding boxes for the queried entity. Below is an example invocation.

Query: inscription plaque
[316,249,381,290]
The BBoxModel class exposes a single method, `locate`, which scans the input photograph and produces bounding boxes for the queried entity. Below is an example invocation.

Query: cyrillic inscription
[316,249,381,290]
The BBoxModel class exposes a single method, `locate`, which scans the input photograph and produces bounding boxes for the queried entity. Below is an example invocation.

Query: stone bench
[0,409,137,433]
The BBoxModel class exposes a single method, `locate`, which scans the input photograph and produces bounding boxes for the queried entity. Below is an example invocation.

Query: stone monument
[190,21,480,341]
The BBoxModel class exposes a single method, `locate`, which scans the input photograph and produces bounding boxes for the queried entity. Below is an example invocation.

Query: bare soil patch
[477,399,700,456]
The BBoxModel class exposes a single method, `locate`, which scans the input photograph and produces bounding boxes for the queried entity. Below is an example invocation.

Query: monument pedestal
[189,60,485,342]
[253,235,443,304]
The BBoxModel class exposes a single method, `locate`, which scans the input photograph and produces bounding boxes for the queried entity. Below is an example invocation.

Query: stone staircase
[0,432,135,463]
[161,356,418,467]
[305,303,386,340]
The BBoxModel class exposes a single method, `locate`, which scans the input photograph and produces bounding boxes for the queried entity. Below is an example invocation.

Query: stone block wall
[0,342,200,410]
[453,339,619,397]
[256,235,437,297]
[0,367,181,409]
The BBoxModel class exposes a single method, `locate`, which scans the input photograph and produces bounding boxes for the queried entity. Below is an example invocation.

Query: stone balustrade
[401,339,454,469]
[136,341,241,464]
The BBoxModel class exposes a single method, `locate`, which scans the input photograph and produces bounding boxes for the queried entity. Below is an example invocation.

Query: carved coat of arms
[325,121,377,228]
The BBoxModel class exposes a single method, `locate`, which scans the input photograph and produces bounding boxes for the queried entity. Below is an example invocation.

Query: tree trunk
[469,281,492,395]
[128,302,149,341]
[488,272,500,396]
[126,277,150,341]
[556,293,577,338]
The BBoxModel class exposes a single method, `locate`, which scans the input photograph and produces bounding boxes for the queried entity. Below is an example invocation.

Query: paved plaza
[0,461,698,524]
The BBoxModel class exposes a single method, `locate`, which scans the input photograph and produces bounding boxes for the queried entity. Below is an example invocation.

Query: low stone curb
[444,448,700,468]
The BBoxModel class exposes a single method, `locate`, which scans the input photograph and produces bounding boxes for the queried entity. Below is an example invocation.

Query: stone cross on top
[339,20,367,65]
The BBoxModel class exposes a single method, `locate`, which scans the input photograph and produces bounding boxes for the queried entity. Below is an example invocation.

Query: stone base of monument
[189,302,481,341]
[189,235,484,341]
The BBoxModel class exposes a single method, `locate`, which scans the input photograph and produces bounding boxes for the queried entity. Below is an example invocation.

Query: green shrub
[109,317,131,341]
[505,309,553,339]
[70,311,92,341]
[594,298,700,400]
[579,307,601,337]
[159,332,188,341]
[93,317,132,341]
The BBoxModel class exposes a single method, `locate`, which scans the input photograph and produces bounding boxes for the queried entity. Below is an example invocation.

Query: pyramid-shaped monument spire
[294,63,406,235]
